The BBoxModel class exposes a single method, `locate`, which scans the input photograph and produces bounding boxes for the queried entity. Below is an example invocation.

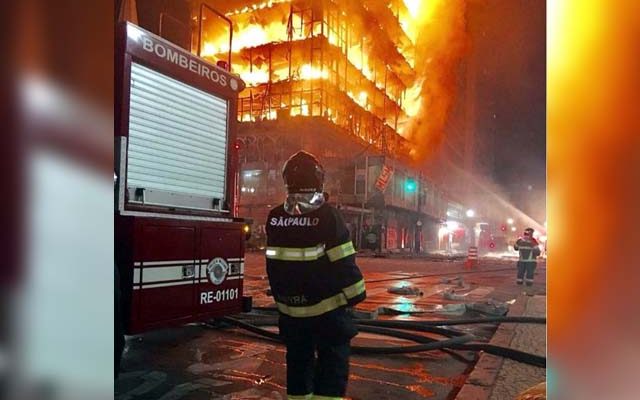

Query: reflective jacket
[265,203,366,318]
[514,237,541,262]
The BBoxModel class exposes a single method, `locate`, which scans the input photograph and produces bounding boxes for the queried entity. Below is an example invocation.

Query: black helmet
[524,227,534,236]
[282,151,325,193]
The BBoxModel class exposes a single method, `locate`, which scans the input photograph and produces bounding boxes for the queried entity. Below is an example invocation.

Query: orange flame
[225,0,290,17]
[200,0,448,148]
[202,20,286,56]
[300,64,328,80]
[401,0,468,162]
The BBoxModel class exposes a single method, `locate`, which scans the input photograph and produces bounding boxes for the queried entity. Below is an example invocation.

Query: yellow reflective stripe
[266,244,326,261]
[276,280,364,318]
[288,395,313,400]
[277,293,348,317]
[342,279,366,299]
[517,246,539,261]
[312,396,343,400]
[326,241,356,262]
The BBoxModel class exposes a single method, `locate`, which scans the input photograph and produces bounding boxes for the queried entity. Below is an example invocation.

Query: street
[116,253,546,400]
[114,1,548,398]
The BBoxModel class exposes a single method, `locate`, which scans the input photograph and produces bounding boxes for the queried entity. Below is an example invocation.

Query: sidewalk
[356,249,468,260]
[455,294,546,400]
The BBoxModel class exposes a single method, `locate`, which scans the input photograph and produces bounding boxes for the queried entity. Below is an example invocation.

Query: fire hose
[354,320,546,367]
[252,306,546,326]
[216,315,546,368]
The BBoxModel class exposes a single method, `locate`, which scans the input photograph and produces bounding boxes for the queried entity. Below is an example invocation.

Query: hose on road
[365,267,517,284]
[353,322,545,367]
[252,307,546,326]
[355,316,545,327]
[217,316,546,368]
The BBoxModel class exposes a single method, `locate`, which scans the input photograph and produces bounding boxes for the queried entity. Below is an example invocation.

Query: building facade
[127,0,458,252]
[199,0,449,252]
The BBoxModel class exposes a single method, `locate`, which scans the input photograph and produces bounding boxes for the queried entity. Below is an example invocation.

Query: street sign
[375,164,394,192]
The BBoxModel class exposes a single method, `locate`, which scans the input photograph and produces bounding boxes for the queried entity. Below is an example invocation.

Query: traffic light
[405,178,417,193]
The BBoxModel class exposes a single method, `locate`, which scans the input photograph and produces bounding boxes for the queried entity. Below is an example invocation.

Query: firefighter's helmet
[282,151,325,194]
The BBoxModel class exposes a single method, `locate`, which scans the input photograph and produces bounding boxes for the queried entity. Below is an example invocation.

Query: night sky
[469,0,546,206]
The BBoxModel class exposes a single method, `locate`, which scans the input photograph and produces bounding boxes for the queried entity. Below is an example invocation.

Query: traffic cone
[466,246,478,269]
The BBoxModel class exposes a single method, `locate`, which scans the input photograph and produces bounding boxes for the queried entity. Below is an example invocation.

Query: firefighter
[266,151,366,400]
[514,227,541,286]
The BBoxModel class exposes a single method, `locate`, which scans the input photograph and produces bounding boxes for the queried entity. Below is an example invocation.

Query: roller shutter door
[126,62,228,210]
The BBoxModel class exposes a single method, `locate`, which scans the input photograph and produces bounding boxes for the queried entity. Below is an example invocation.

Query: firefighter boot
[312,341,350,399]
[516,261,526,285]
[285,336,315,399]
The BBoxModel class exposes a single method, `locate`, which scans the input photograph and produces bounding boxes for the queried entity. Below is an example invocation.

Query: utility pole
[357,154,369,250]
[415,171,423,254]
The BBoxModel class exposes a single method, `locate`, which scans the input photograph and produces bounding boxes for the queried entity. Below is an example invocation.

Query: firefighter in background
[266,151,366,400]
[514,227,541,286]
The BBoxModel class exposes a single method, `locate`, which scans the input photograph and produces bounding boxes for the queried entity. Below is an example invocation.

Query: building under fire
[199,0,451,252]
[124,0,460,253]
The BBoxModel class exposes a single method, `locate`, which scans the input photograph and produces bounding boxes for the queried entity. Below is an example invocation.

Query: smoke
[404,0,469,162]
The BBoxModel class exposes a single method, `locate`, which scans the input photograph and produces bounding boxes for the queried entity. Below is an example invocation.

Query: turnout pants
[279,308,357,400]
[516,261,536,286]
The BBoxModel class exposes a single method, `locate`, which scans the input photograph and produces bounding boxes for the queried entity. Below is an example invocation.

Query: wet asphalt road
[116,253,545,400]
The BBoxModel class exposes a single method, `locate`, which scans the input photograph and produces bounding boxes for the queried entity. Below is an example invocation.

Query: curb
[454,294,529,400]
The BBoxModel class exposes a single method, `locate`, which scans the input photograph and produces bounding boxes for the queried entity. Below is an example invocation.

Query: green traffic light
[405,178,417,192]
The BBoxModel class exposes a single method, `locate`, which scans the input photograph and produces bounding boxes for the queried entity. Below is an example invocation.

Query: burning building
[204,0,451,252]
[123,0,454,252]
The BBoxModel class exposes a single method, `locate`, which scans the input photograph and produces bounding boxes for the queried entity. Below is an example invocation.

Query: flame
[202,21,285,55]
[290,13,306,40]
[239,69,270,85]
[225,0,289,16]
[234,63,329,86]
[200,42,218,58]
[398,0,448,70]
[201,0,400,110]
[347,90,370,110]
[402,79,423,117]
[327,32,339,46]
[300,64,328,80]
[358,91,368,104]
[403,0,422,17]
[347,43,374,82]
[400,0,427,44]
[401,0,468,161]
[290,99,309,116]
[201,0,432,146]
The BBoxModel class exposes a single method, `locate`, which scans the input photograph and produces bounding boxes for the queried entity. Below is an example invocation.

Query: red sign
[375,165,394,192]
[386,226,398,249]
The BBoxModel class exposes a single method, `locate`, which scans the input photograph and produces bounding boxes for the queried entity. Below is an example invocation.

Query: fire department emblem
[207,257,228,285]
[229,78,239,91]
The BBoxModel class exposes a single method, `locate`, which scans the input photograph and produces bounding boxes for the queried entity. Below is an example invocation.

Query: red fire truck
[115,20,251,334]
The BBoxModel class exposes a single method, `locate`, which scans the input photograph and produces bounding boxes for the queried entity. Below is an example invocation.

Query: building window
[241,169,263,196]
[355,177,365,195]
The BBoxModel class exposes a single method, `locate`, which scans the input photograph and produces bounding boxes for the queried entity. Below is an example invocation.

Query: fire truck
[115,17,251,334]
